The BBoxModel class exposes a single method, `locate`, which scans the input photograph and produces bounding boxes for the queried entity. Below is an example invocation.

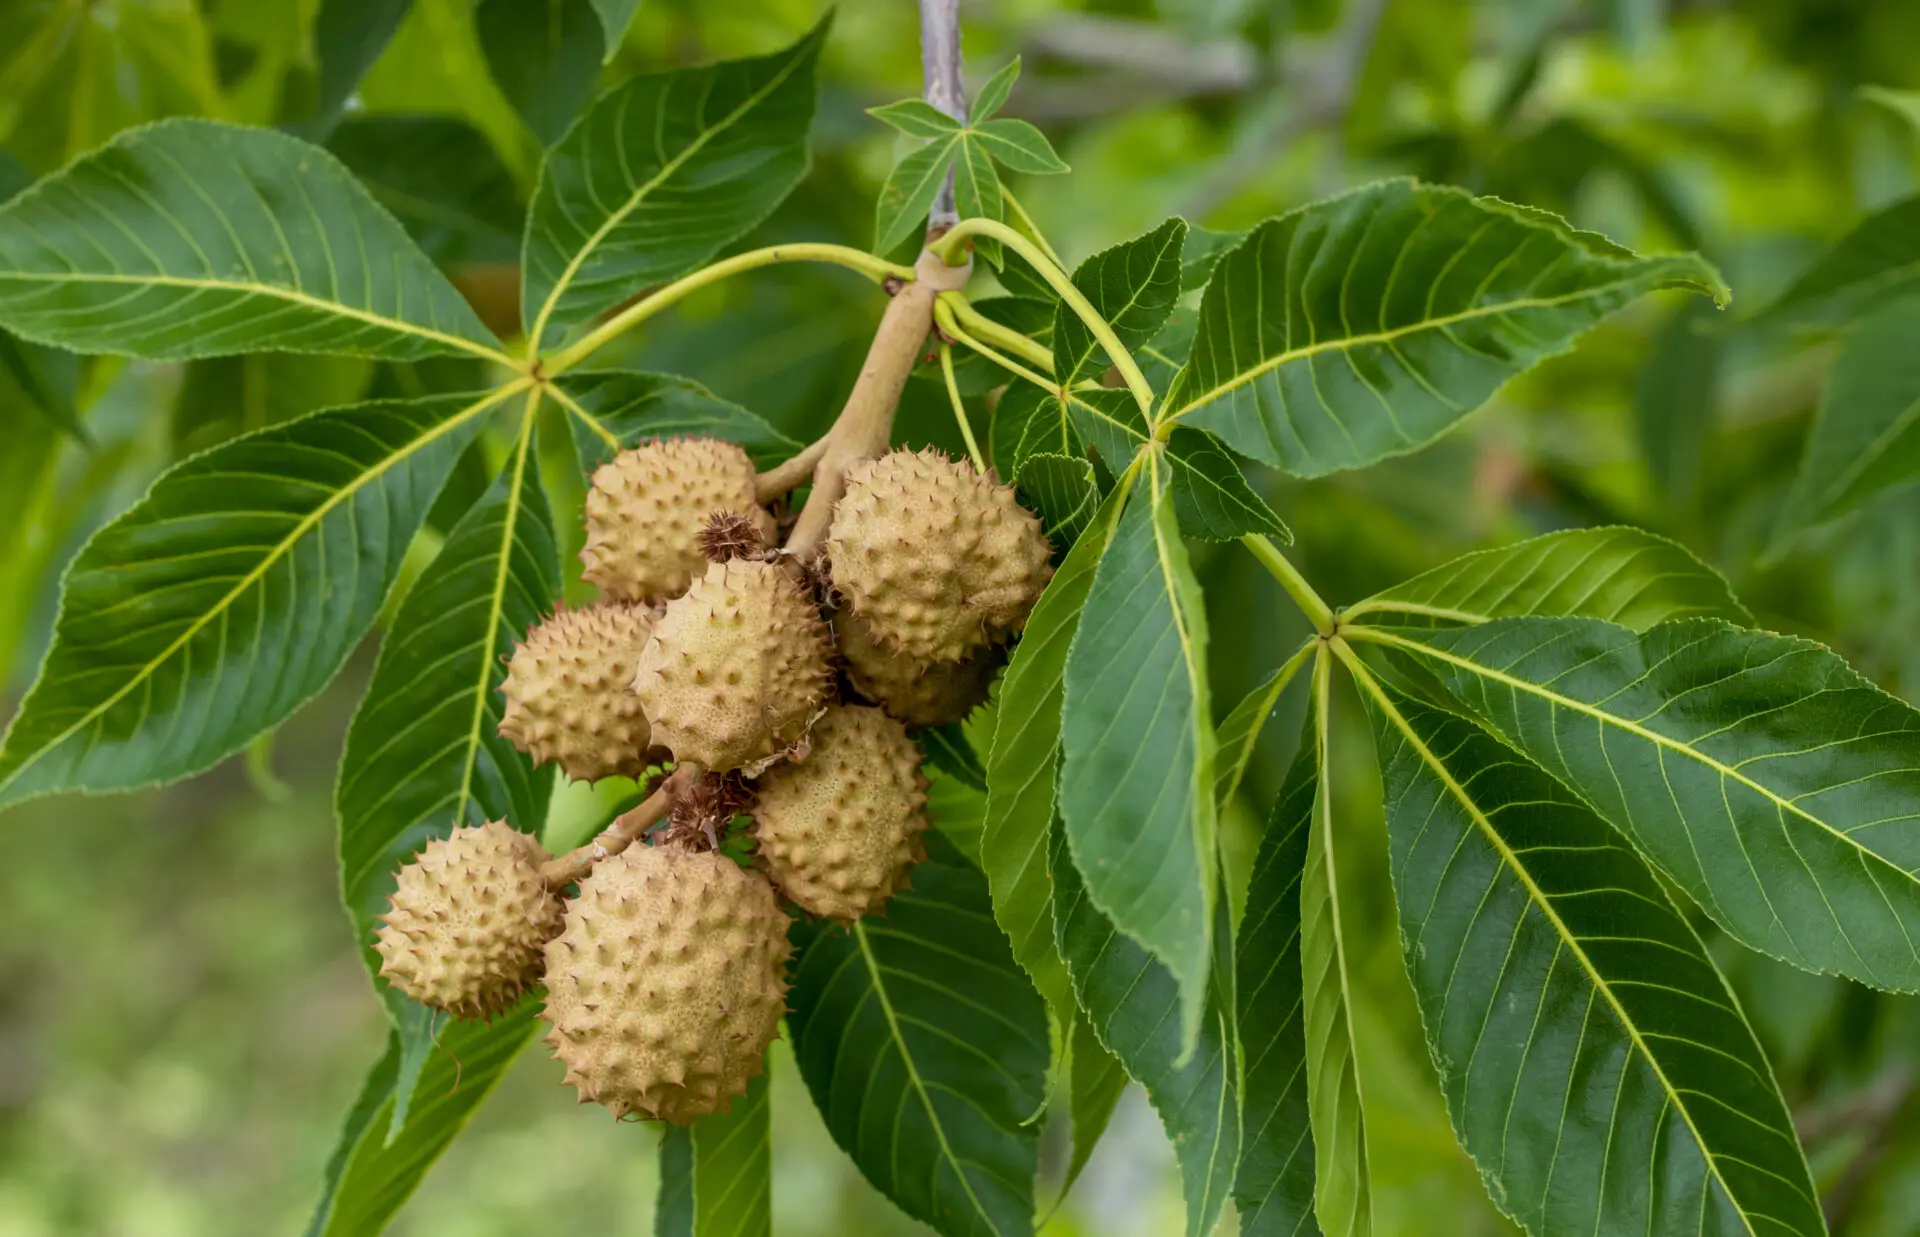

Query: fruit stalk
[540,763,702,888]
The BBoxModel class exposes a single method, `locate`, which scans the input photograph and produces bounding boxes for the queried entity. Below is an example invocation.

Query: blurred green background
[5,0,1920,1232]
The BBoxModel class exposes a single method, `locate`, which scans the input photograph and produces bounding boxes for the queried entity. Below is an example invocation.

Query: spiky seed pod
[698,510,768,564]
[752,704,930,921]
[581,438,776,603]
[827,449,1053,662]
[543,844,790,1123]
[375,821,564,1019]
[834,608,1003,727]
[498,603,662,783]
[632,560,834,772]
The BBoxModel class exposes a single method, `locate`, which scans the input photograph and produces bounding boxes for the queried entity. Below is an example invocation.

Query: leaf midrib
[0,380,529,796]
[852,920,1004,1235]
[526,45,812,348]
[1338,643,1763,1234]
[1354,625,1920,893]
[0,269,509,363]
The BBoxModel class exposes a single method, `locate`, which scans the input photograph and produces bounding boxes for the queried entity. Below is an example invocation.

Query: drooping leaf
[1015,452,1099,550]
[476,0,603,146]
[0,388,512,809]
[588,0,642,60]
[1060,469,1216,1053]
[292,0,415,138]
[1299,655,1371,1237]
[1233,733,1320,1237]
[327,115,523,264]
[521,21,824,350]
[1051,820,1237,1237]
[0,120,503,362]
[1167,179,1725,477]
[306,1004,542,1237]
[1368,616,1920,993]
[787,831,1049,1237]
[1214,643,1313,810]
[656,1069,772,1237]
[1068,388,1288,542]
[1755,195,1920,329]
[981,481,1131,1031]
[1055,217,1187,386]
[1358,679,1825,1237]
[1344,526,1749,631]
[1775,296,1920,540]
[556,369,798,472]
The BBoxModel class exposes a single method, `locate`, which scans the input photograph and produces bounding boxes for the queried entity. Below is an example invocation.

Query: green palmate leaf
[588,0,642,60]
[1344,526,1749,631]
[1756,195,1920,329]
[875,138,961,255]
[1214,643,1314,811]
[521,21,824,350]
[1357,678,1824,1237]
[1055,217,1186,387]
[952,139,1005,244]
[869,98,963,139]
[1367,617,1920,993]
[476,0,603,146]
[1233,732,1320,1236]
[1051,820,1237,1237]
[1066,1013,1129,1196]
[1068,388,1288,543]
[1015,452,1099,549]
[1167,179,1724,478]
[971,58,1021,123]
[656,1069,772,1237]
[981,481,1131,1031]
[1300,655,1371,1237]
[336,404,558,1043]
[327,116,523,265]
[307,1004,542,1237]
[971,120,1067,176]
[556,369,799,472]
[989,383,1078,483]
[787,830,1049,1237]
[0,387,512,810]
[1061,469,1217,1054]
[0,120,503,362]
[1775,296,1920,539]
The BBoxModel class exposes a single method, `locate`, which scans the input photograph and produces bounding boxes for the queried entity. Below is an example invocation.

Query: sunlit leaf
[1168,180,1724,477]
[1359,679,1825,1236]
[0,388,513,809]
[0,121,503,362]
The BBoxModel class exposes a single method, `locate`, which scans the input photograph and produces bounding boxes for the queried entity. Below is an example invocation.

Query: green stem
[933,296,1056,394]
[1002,187,1067,271]
[939,292,1056,371]
[938,344,988,472]
[541,243,913,376]
[1243,533,1336,635]
[933,217,1156,420]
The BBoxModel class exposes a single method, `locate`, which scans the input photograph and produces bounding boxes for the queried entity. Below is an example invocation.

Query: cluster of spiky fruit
[375,436,1052,1125]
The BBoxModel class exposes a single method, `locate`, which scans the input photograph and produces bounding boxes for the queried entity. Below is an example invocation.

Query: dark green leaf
[1060,471,1216,1052]
[787,831,1049,1237]
[981,481,1130,1032]
[1344,526,1749,631]
[556,369,798,472]
[522,21,824,350]
[1370,616,1920,993]
[655,1069,772,1237]
[327,116,523,265]
[170,352,374,454]
[990,384,1080,484]
[1015,452,1098,549]
[0,120,502,362]
[1055,217,1186,387]
[1051,820,1237,1237]
[1180,227,1245,293]
[477,0,603,147]
[306,1004,541,1237]
[1756,195,1920,329]
[0,328,83,440]
[1634,299,1722,513]
[918,722,986,793]
[1168,180,1724,477]
[1775,296,1920,539]
[875,136,961,255]
[0,388,507,809]
[1233,734,1320,1236]
[1359,681,1824,1237]
[292,0,413,138]
[972,119,1068,175]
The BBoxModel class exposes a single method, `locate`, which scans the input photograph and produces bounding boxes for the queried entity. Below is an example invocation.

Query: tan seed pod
[752,704,930,921]
[632,560,834,773]
[499,603,663,783]
[827,449,1052,662]
[581,438,776,603]
[374,821,564,1019]
[834,608,1003,727]
[542,844,790,1124]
